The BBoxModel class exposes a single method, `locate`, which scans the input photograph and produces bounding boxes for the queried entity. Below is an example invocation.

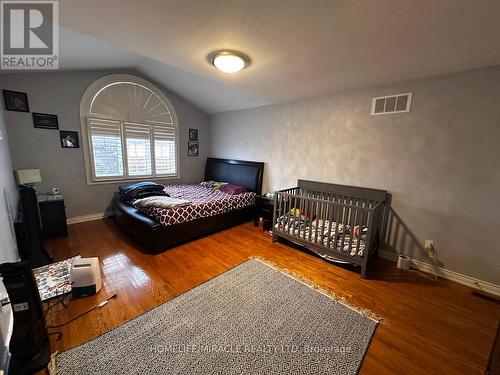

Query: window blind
[124,123,152,176]
[153,125,176,175]
[86,118,177,182]
[87,119,124,178]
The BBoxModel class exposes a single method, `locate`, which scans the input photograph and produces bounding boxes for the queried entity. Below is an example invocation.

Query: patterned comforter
[134,184,255,226]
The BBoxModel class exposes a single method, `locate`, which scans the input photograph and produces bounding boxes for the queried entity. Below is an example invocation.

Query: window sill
[86,175,180,186]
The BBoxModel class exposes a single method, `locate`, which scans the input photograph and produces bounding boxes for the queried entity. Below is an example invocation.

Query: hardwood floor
[43,219,500,374]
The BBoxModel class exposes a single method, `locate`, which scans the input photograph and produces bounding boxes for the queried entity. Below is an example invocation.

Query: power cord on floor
[409,269,437,281]
[44,293,72,319]
[46,293,117,329]
[407,246,439,281]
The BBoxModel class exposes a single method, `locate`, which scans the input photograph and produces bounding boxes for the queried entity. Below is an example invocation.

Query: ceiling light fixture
[208,50,250,73]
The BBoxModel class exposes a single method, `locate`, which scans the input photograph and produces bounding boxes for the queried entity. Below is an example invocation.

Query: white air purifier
[70,257,102,297]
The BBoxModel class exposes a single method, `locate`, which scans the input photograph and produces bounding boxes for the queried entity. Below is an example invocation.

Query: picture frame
[188,128,198,141]
[187,141,199,157]
[33,112,59,130]
[3,90,29,112]
[60,131,79,148]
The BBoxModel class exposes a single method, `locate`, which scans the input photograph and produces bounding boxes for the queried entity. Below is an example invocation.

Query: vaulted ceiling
[57,0,500,113]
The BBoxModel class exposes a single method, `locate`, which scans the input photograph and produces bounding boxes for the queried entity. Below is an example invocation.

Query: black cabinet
[37,194,68,237]
[254,195,275,231]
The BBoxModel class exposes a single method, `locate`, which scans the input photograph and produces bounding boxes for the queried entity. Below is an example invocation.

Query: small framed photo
[3,90,29,112]
[187,141,199,157]
[60,131,79,148]
[188,128,198,141]
[33,112,59,130]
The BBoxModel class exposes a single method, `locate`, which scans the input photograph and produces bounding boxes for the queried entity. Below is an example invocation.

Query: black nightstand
[254,195,275,231]
[37,193,68,237]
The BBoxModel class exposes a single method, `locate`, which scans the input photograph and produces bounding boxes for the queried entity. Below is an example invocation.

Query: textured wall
[0,69,209,218]
[209,66,500,284]
[0,105,19,263]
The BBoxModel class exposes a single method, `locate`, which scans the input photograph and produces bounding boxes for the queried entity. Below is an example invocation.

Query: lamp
[15,169,42,190]
[208,50,250,73]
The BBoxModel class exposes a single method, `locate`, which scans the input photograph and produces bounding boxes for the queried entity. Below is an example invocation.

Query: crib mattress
[275,216,366,257]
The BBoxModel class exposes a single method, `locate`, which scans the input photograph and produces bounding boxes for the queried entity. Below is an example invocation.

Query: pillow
[133,190,170,200]
[220,184,247,195]
[119,181,164,194]
[119,181,168,202]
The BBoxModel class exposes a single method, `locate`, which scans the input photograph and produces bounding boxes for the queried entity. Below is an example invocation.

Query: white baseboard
[66,211,111,225]
[378,249,500,297]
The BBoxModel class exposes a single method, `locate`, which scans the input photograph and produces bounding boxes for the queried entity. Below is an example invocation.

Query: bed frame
[272,180,389,278]
[112,158,264,253]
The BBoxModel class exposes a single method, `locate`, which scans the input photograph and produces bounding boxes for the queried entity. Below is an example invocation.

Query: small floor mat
[33,256,80,301]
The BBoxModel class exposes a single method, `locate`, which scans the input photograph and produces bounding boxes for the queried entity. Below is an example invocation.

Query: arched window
[80,74,179,184]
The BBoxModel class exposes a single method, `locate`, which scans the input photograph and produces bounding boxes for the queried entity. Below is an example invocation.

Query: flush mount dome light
[208,50,250,73]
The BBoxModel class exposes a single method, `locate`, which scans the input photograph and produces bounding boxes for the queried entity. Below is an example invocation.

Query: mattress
[135,184,255,226]
[275,216,366,257]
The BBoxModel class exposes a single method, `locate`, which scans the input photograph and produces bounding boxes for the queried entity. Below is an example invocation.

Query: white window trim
[80,74,180,185]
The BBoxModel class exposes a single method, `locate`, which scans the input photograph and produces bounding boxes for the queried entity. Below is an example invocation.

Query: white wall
[209,65,500,285]
[0,105,19,263]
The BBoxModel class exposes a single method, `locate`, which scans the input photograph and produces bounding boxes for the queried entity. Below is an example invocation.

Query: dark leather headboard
[204,158,264,194]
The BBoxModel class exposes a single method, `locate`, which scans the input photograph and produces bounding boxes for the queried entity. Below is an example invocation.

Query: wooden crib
[272,180,389,278]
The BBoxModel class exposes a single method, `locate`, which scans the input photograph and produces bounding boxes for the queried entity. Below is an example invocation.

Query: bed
[112,158,264,253]
[272,180,389,278]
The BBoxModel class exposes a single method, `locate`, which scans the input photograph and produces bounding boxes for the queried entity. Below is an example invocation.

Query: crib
[272,180,389,278]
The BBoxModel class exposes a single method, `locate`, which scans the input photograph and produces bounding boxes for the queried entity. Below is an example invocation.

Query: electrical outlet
[425,240,435,258]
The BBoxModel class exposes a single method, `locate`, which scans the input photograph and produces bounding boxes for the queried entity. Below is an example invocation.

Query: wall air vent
[371,92,412,115]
